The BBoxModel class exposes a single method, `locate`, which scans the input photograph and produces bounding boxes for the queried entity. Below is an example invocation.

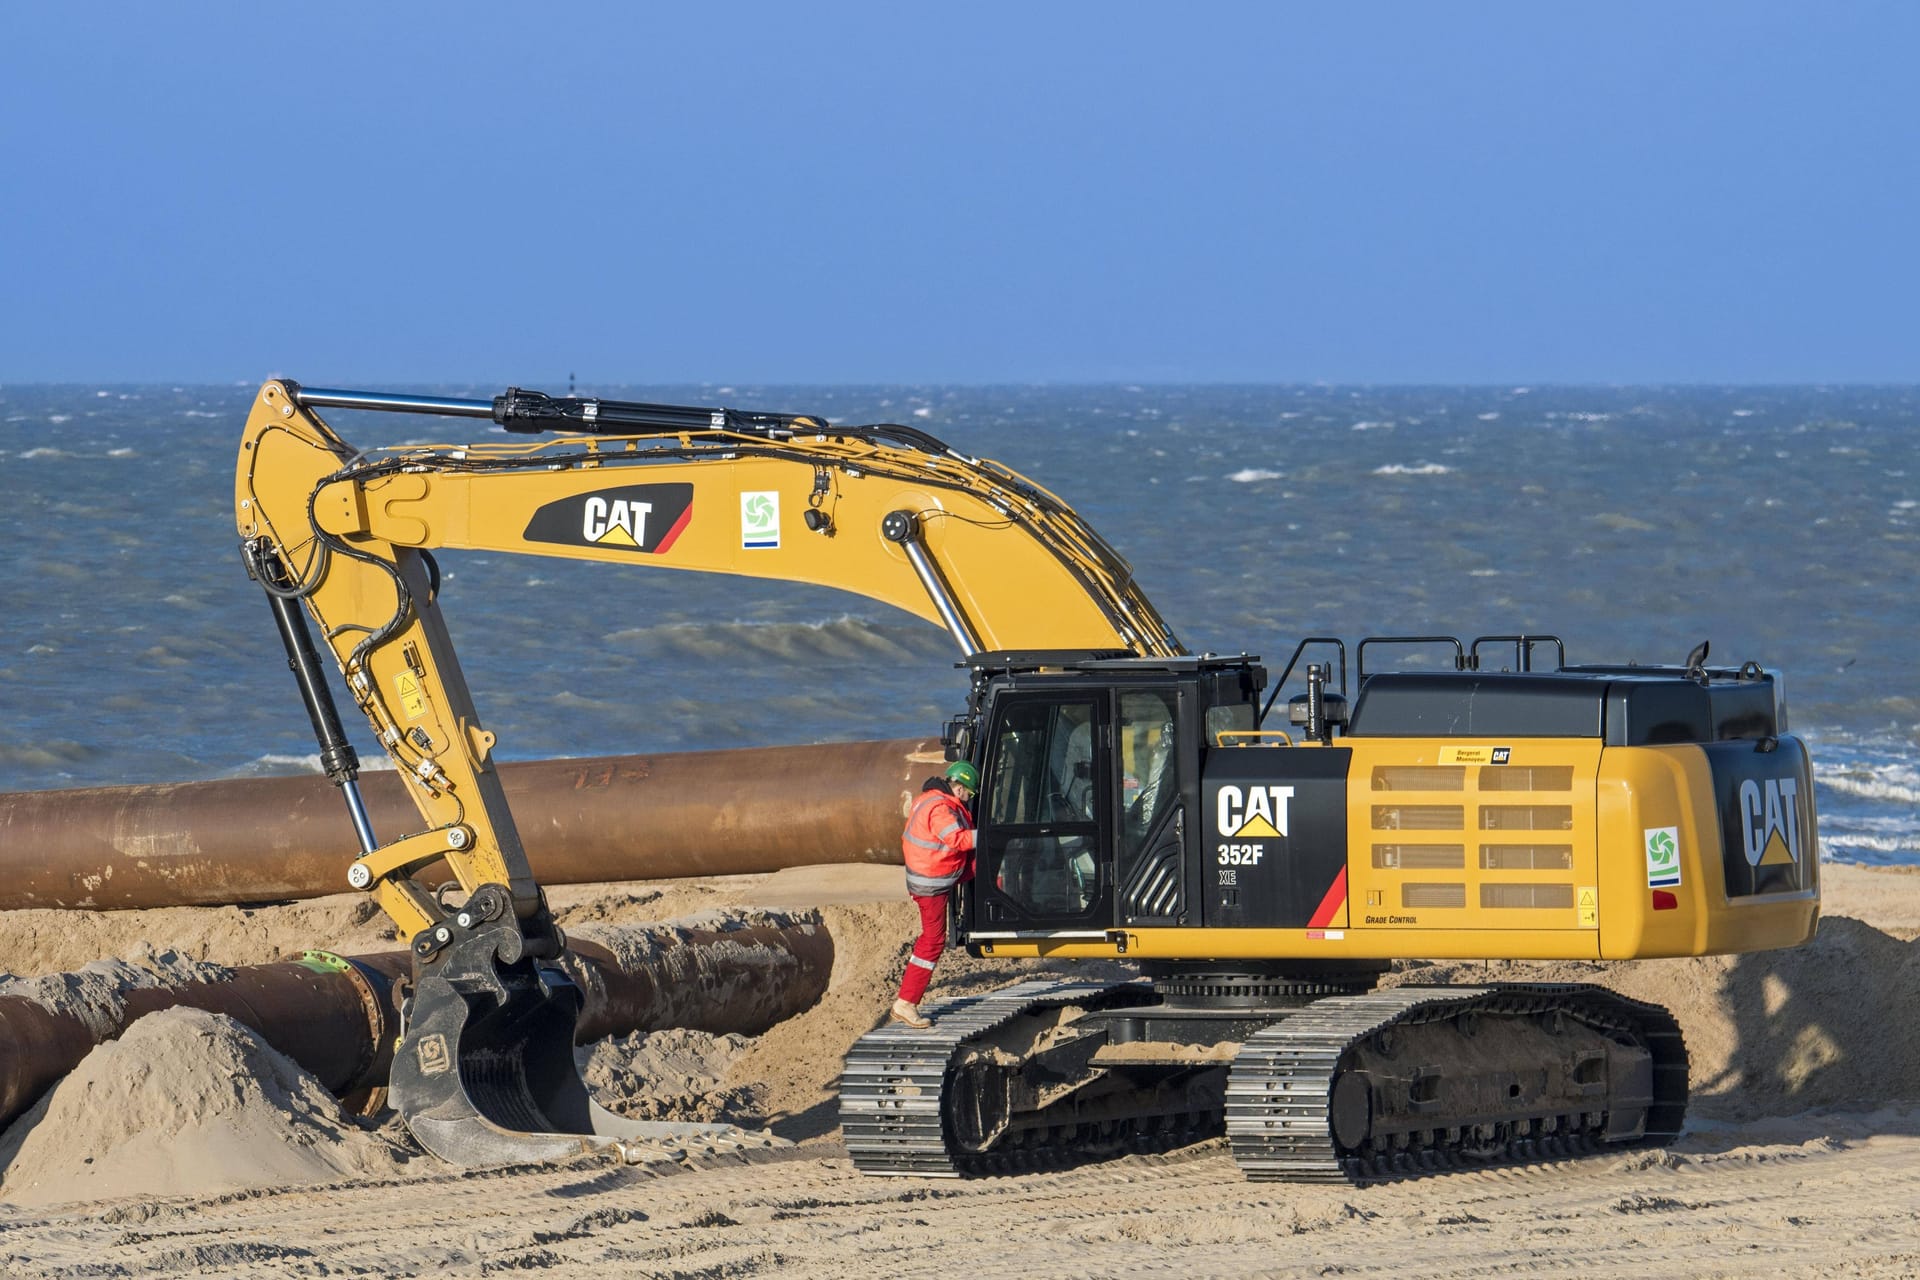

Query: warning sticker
[396,672,427,720]
[1645,827,1682,888]
[1577,885,1598,928]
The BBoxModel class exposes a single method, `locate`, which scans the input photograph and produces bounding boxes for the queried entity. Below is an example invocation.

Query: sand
[0,1006,410,1206]
[0,860,1917,1276]
[577,1028,750,1122]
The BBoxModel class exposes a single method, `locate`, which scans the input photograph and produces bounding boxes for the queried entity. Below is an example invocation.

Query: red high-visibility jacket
[902,785,975,896]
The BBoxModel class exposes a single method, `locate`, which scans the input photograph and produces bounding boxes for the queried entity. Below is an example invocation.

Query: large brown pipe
[0,738,940,910]
[0,913,832,1130]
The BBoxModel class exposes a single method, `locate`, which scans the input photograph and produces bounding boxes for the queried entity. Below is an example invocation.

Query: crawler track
[843,980,1686,1183]
[839,979,1216,1177]
[1225,983,1688,1183]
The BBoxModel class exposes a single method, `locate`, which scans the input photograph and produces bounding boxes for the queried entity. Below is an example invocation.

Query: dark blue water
[2,383,1915,865]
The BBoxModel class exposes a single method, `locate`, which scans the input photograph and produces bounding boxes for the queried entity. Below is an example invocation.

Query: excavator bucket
[387,920,729,1166]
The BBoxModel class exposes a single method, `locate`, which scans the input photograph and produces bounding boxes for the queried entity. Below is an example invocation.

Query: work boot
[889,998,932,1029]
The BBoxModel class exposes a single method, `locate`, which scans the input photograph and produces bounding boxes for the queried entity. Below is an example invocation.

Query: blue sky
[2,3,1914,384]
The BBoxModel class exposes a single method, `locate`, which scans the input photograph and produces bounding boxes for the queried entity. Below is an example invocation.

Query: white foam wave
[108,447,136,458]
[1229,468,1284,483]
[20,447,69,459]
[1816,769,1920,806]
[1822,834,1920,855]
[602,614,948,664]
[47,415,71,425]
[1372,463,1452,476]
[1350,421,1392,431]
[227,752,395,777]
[1477,412,1500,421]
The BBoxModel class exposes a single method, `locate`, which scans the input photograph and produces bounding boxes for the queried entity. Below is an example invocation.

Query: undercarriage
[840,966,1687,1183]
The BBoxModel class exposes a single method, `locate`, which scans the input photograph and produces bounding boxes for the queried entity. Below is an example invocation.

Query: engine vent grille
[1372,843,1465,870]
[1480,804,1573,831]
[1402,882,1466,909]
[1481,843,1573,870]
[1372,804,1464,831]
[1481,883,1575,909]
[1372,765,1464,791]
[1477,765,1574,791]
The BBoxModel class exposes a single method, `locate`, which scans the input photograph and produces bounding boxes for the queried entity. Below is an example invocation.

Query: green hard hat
[944,760,980,790]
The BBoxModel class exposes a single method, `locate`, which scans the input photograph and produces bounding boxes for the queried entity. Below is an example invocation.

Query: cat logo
[522,483,694,555]
[1739,777,1802,867]
[582,496,651,546]
[1217,784,1294,838]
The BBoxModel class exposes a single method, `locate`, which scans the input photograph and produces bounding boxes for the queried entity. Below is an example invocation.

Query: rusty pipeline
[0,738,940,911]
[0,913,832,1130]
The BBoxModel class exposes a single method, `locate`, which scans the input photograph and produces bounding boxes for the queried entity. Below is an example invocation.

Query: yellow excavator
[235,380,1818,1181]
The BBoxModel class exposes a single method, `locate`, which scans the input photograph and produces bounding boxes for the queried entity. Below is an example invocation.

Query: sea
[1,383,1915,867]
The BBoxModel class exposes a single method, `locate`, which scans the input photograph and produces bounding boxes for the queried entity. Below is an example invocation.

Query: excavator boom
[234,379,1179,1164]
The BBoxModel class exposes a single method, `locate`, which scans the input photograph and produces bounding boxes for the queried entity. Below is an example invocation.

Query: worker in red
[890,760,980,1028]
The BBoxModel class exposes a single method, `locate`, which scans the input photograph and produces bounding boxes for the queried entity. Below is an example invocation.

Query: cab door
[971,692,1114,932]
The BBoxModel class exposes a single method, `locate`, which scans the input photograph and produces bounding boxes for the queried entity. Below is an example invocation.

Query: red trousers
[896,892,950,1005]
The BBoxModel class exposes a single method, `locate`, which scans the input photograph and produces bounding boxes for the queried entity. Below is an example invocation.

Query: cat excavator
[236,379,1819,1181]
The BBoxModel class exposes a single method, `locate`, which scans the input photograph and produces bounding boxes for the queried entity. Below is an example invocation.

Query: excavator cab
[958,652,1266,941]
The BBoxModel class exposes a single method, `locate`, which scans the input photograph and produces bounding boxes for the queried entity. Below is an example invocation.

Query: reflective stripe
[903,830,944,850]
[935,820,963,836]
[908,955,937,970]
[906,870,962,896]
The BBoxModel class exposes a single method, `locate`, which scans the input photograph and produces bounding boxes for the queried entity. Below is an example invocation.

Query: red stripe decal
[1307,866,1348,929]
[652,503,694,554]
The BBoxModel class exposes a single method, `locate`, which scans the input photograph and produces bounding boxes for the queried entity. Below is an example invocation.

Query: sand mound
[0,942,231,1036]
[1392,913,1920,1120]
[0,1007,407,1207]
[578,1027,750,1121]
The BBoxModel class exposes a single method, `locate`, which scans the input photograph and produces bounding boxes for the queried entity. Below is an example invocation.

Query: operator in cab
[891,760,979,1028]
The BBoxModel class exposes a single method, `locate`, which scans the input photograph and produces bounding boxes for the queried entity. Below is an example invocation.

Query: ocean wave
[222,752,396,778]
[1821,833,1920,857]
[1228,468,1284,483]
[601,615,951,665]
[108,447,136,458]
[1350,421,1392,431]
[19,447,70,459]
[0,740,97,768]
[1372,463,1452,476]
[1816,767,1920,806]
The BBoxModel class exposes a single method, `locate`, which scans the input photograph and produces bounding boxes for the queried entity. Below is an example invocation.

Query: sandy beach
[2,860,1917,1278]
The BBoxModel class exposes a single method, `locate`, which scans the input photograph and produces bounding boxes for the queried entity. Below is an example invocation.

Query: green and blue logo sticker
[1644,826,1681,888]
[741,491,780,549]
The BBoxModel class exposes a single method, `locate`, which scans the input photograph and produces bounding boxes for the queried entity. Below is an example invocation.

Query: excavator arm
[234,378,1181,1164]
